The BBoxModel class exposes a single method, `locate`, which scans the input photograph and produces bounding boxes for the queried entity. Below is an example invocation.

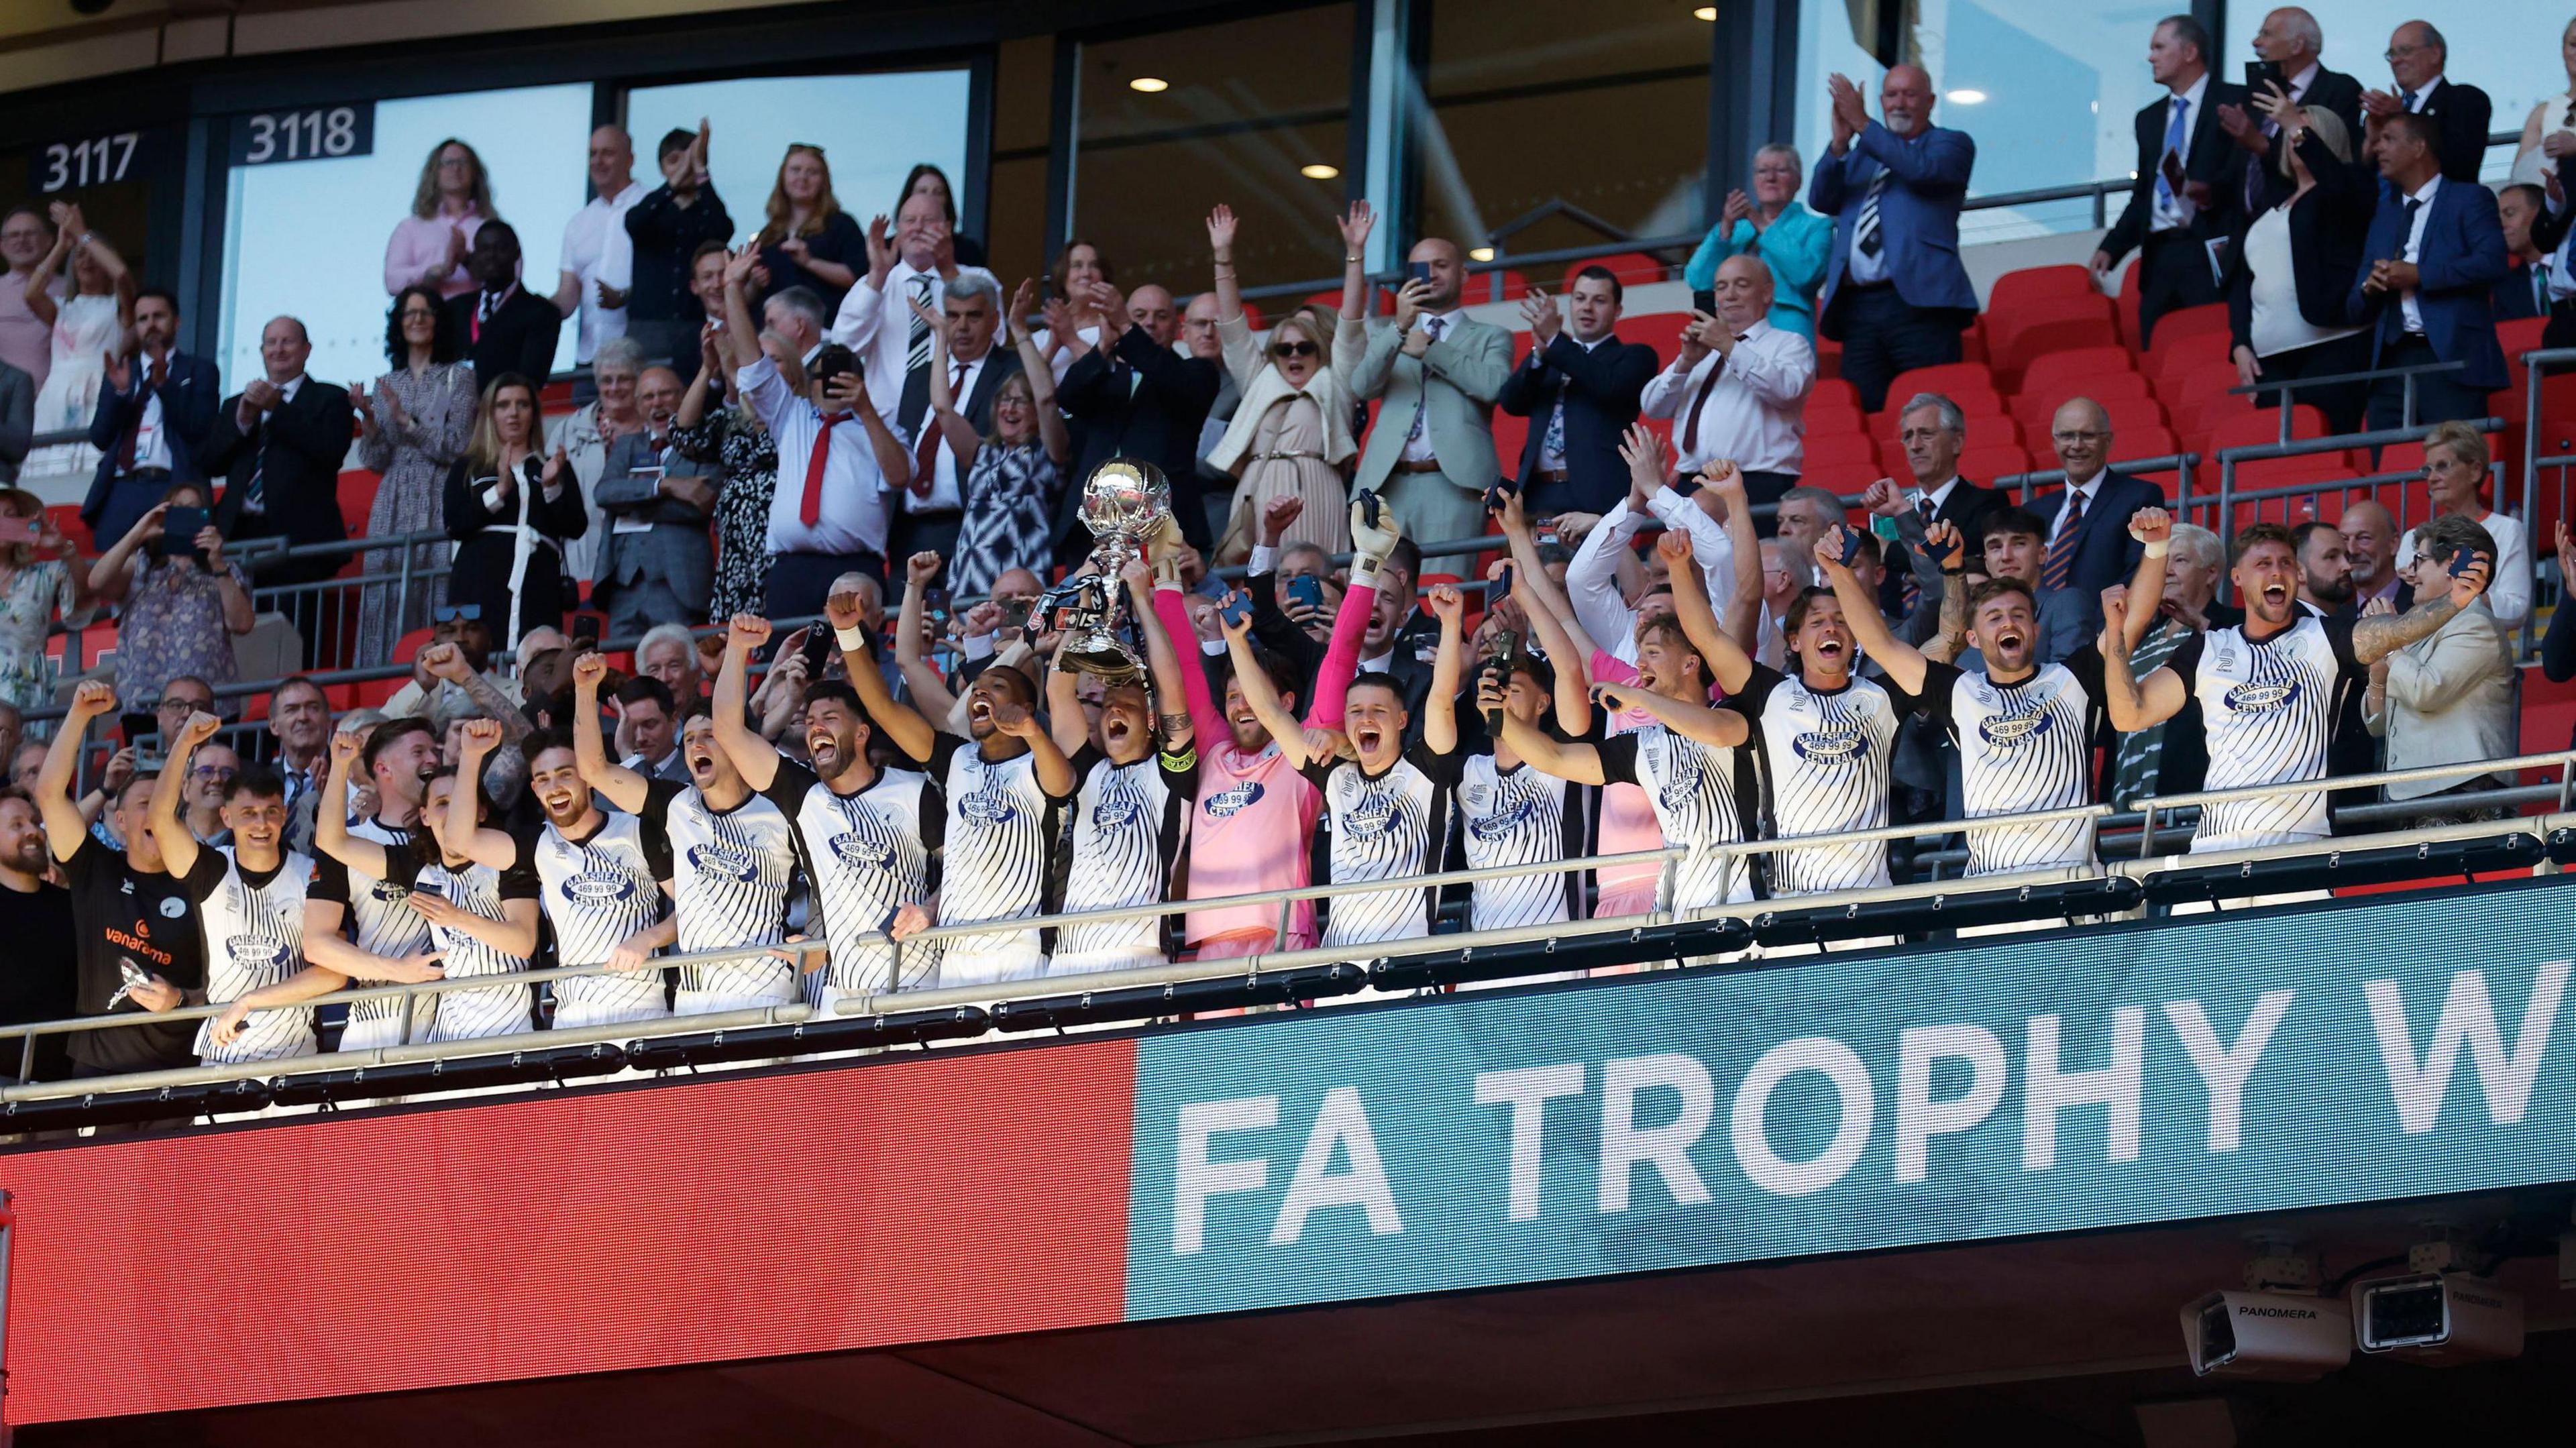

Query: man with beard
[713,613,938,1010]
[1428,571,1594,934]
[569,653,798,1015]
[448,724,674,1029]
[0,786,76,1078]
[1042,558,1197,977]
[861,556,1077,987]
[306,716,446,1049]
[2105,519,2493,857]
[2292,520,2354,618]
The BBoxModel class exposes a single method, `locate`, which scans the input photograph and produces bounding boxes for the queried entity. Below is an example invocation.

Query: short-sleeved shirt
[1455,755,1585,932]
[2163,615,2363,852]
[311,816,438,1034]
[653,776,801,1003]
[1303,742,1464,951]
[375,833,540,1042]
[61,835,204,1072]
[180,847,316,1063]
[1055,742,1197,972]
[1905,656,2105,876]
[530,810,674,1017]
[918,735,1077,987]
[1731,663,1899,896]
[1597,724,1748,911]
[760,757,941,997]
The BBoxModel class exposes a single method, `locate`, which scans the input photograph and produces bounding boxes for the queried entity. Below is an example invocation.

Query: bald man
[2361,20,2491,186]
[1809,63,1978,414]
[1350,235,1514,549]
[199,315,353,624]
[2339,500,2412,611]
[1055,278,1221,559]
[2028,398,2165,632]
[1641,253,1815,523]
[2218,7,2364,213]
[555,124,647,382]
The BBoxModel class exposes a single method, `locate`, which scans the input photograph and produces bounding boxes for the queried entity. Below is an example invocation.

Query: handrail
[1988,453,2201,508]
[2128,751,2576,862]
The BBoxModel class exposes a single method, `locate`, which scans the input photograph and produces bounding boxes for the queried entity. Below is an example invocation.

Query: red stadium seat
[1986,292,2114,364]
[1986,264,2099,327]
[1886,361,1994,401]
[1957,444,2035,485]
[1805,433,1880,469]
[1997,317,2122,389]
[1807,403,1868,437]
[392,626,437,666]
[1816,336,1841,380]
[1803,461,1887,499]
[338,470,380,539]
[1811,378,1861,411]
[2031,344,2137,382]
[1240,301,1265,332]
[2147,302,2231,352]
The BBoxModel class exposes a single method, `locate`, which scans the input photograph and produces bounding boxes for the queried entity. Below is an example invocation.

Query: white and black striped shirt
[1305,743,1462,952]
[375,834,539,1042]
[2167,615,2362,851]
[1905,657,2104,875]
[1053,742,1197,972]
[1597,725,1749,911]
[653,777,800,1003]
[1455,754,1583,930]
[761,758,940,997]
[922,735,1075,986]
[1732,663,1899,895]
[311,816,439,1037]
[183,847,317,1064]
[529,811,674,1018]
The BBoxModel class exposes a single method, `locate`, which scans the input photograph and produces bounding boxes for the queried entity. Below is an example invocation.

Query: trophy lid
[1081,457,1171,541]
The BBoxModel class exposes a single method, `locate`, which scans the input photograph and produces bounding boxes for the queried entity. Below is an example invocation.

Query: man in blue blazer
[1807,64,1978,414]
[83,287,217,548]
[2343,111,2508,432]
[1497,265,1658,516]
[2029,398,2165,637]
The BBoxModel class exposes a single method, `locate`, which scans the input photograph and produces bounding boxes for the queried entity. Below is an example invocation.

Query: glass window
[2226,5,2560,182]
[1794,1,2170,243]
[624,69,973,253]
[216,83,594,390]
[1072,6,1356,299]
[1413,0,1710,264]
[0,128,172,482]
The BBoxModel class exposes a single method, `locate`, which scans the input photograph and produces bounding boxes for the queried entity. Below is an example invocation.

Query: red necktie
[1679,355,1725,453]
[803,412,850,526]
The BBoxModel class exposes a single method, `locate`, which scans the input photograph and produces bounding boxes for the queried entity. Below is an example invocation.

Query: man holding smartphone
[1349,236,1511,551]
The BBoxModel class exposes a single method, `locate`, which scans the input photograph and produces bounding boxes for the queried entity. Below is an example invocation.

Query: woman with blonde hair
[1203,202,1372,559]
[2510,15,2576,186]
[384,138,496,298]
[443,373,586,643]
[749,144,864,314]
[2394,419,2529,632]
[2222,99,2373,435]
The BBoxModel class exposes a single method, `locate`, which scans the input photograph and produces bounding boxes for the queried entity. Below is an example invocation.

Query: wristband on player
[2142,539,2169,560]
[834,624,869,651]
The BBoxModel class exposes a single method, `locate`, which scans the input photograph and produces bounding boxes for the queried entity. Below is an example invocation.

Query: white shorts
[335,1013,415,1054]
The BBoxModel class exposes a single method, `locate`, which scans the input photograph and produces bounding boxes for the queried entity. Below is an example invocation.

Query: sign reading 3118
[229,103,375,167]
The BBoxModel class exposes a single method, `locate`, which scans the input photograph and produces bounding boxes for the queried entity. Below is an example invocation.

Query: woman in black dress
[443,372,587,643]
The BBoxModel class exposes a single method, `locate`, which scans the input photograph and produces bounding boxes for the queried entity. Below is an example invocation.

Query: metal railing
[2206,416,2508,609]
[2129,751,2576,861]
[1990,453,2200,510]
[2231,359,2465,445]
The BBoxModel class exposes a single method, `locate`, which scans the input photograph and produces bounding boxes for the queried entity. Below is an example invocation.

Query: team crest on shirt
[1203,780,1265,818]
[2224,679,2301,712]
[957,789,1019,826]
[830,831,895,869]
[225,935,288,970]
[1656,750,1707,810]
[1977,699,2055,748]
[158,897,186,918]
[1792,726,1865,763]
[562,871,638,903]
[687,842,759,882]
[1341,789,1400,839]
[368,878,410,903]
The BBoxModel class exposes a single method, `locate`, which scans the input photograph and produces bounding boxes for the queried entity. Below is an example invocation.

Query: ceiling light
[1468,246,1496,262]
[1300,163,1340,180]
[1693,6,1717,19]
[1946,88,1988,104]
[1128,76,1169,93]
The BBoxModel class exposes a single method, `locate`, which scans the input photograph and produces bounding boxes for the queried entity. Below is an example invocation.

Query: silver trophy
[1045,457,1172,683]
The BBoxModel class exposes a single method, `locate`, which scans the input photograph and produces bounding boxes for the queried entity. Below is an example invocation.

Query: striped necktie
[2043,488,2086,590]
[1854,172,1889,260]
[906,273,935,376]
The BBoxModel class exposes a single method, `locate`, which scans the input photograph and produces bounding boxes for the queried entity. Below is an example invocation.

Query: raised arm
[1334,201,1375,323]
[1663,519,1752,693]
[841,580,939,763]
[1208,205,1247,323]
[1594,679,1752,750]
[1151,568,1227,752]
[1495,686,1604,785]
[890,552,962,728]
[1303,493,1401,731]
[147,710,223,882]
[1421,584,1467,756]
[570,653,650,814]
[712,613,784,791]
[314,728,388,879]
[444,719,522,873]
[1124,557,1192,753]
[1813,524,1927,695]
[1004,279,1071,465]
[2350,549,2489,665]
[1220,609,1324,769]
[2096,588,2188,734]
[990,689,1076,797]
[39,680,116,862]
[2119,508,2176,654]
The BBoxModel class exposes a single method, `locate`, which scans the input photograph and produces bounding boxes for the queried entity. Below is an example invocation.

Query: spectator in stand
[2341,499,2410,612]
[608,673,686,782]
[749,145,865,317]
[1808,65,1976,414]
[2542,521,2576,726]
[1350,231,1511,551]
[445,221,561,394]
[2363,21,2491,186]
[354,284,478,663]
[0,356,26,486]
[832,191,999,441]
[1204,203,1368,561]
[2512,18,2576,188]
[1880,393,2005,606]
[2392,421,2527,632]
[2347,112,2507,433]
[0,785,75,1079]
[1640,254,1814,524]
[1500,266,1656,516]
[1036,239,1114,381]
[633,622,703,708]
[1183,291,1238,523]
[623,122,730,381]
[135,674,215,753]
[555,334,645,590]
[445,373,586,643]
[266,674,332,853]
[199,316,353,645]
[1055,278,1219,560]
[2220,7,2363,214]
[2093,16,2248,347]
[941,282,1064,601]
[2030,398,2163,634]
[2224,98,2372,436]
[0,207,60,390]
[23,202,136,476]
[381,609,521,726]
[594,364,713,633]
[83,286,216,549]
[899,164,987,268]
[673,315,780,622]
[551,125,647,388]
[891,272,1024,563]
[0,489,89,716]
[87,484,251,721]
[2491,184,2553,323]
[1685,145,1832,340]
[384,139,496,298]
[722,245,904,612]
[2290,519,2353,616]
[2365,513,2514,824]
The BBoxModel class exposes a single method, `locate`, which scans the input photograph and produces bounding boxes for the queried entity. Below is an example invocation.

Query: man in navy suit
[1497,264,1656,516]
[2029,398,2163,638]
[2092,15,2248,347]
[1807,64,1977,415]
[2344,111,2508,432]
[2361,21,2491,187]
[84,286,217,548]
[2490,184,2552,324]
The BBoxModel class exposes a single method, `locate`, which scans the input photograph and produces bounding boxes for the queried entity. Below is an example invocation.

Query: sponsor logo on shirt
[225,935,289,970]
[1342,789,1400,840]
[1792,726,1865,763]
[687,842,759,882]
[958,789,1020,826]
[1468,795,1538,840]
[1203,780,1266,818]
[1977,700,2055,747]
[158,897,186,919]
[2223,679,2300,712]
[368,879,411,903]
[830,831,894,870]
[562,871,639,904]
[1090,793,1142,830]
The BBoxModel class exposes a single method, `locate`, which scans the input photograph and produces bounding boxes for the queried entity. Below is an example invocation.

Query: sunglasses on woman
[1269,340,1319,359]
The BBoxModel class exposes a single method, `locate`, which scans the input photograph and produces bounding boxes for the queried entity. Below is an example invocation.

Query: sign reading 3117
[229,103,375,167]
[37,132,150,193]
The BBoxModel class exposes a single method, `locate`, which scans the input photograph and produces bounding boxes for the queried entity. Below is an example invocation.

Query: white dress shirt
[1530,333,1607,471]
[1399,310,1466,464]
[905,349,990,515]
[827,258,1003,423]
[127,349,176,473]
[2398,174,2442,335]
[2151,73,2212,233]
[559,179,645,364]
[738,355,890,559]
[1565,492,1782,671]
[1907,474,1965,517]
[1638,321,1815,476]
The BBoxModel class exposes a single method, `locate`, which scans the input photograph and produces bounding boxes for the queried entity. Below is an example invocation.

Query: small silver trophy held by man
[1045,457,1172,683]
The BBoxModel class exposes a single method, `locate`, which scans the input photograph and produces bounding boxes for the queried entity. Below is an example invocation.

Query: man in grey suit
[0,357,29,484]
[1349,237,1512,550]
[594,364,713,634]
